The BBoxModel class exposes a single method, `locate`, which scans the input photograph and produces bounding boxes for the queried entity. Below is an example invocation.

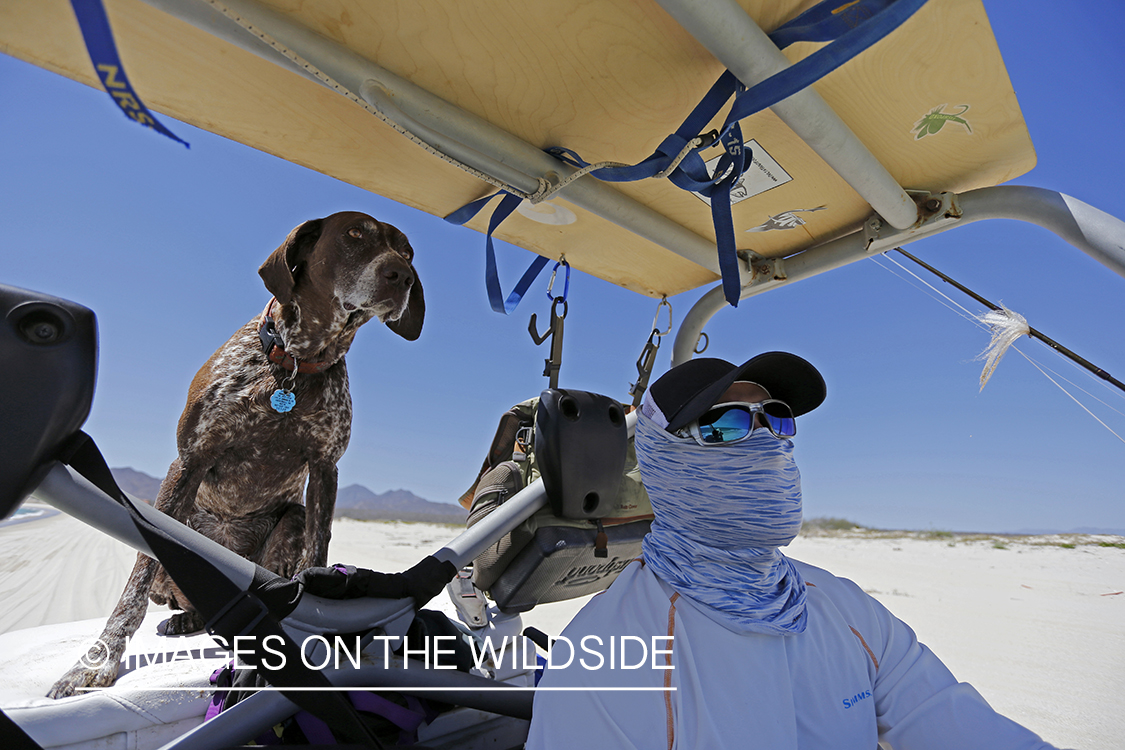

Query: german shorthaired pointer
[48,211,424,698]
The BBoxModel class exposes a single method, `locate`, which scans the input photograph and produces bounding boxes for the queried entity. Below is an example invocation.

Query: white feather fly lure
[976,306,1030,389]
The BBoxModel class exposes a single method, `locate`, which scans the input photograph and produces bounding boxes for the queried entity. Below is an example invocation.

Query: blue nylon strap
[444,192,551,314]
[721,0,928,133]
[704,0,929,304]
[447,0,927,310]
[712,124,747,306]
[769,0,896,48]
[69,0,190,148]
[545,72,742,190]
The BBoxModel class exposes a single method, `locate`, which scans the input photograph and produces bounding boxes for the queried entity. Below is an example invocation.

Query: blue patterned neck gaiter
[636,412,808,635]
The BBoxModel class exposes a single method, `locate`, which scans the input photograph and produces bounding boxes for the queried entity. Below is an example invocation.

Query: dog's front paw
[47,648,120,699]
[274,558,299,580]
[296,550,326,575]
[164,611,205,635]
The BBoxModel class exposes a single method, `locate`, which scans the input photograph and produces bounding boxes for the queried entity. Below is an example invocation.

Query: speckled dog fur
[48,211,424,698]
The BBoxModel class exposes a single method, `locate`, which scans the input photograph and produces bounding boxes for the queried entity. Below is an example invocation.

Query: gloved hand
[294,563,363,599]
[295,556,457,608]
[397,555,459,605]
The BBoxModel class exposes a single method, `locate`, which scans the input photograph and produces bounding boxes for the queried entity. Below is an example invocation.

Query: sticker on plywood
[912,104,973,139]
[746,205,827,233]
[694,139,792,206]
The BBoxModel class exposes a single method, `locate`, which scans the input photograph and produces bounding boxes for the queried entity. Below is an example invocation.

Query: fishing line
[877,254,1032,388]
[869,249,1125,443]
[1024,356,1125,420]
[891,248,1125,395]
[874,251,1125,414]
[870,253,989,331]
[1014,349,1125,444]
[878,249,1125,407]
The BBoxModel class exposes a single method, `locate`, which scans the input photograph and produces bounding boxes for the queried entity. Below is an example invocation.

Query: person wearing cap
[526,353,1057,749]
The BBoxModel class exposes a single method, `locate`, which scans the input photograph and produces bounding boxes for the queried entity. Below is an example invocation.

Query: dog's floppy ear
[387,272,425,341]
[383,226,424,341]
[259,219,324,305]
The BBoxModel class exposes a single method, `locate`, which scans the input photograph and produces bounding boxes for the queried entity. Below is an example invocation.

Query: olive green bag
[461,394,653,613]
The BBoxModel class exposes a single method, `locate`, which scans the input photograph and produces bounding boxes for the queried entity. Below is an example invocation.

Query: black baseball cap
[642,352,826,433]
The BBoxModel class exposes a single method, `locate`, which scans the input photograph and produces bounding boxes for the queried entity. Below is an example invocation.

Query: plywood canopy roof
[1,0,1035,298]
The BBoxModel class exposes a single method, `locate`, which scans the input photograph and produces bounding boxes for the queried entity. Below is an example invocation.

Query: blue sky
[2,1,1123,534]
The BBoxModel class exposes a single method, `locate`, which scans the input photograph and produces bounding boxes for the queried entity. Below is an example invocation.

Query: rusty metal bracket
[737,249,788,286]
[864,191,963,254]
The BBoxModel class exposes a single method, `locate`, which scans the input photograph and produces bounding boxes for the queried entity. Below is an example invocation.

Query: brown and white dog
[48,211,424,698]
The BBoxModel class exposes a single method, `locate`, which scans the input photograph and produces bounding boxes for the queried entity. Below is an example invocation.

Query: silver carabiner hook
[651,296,672,339]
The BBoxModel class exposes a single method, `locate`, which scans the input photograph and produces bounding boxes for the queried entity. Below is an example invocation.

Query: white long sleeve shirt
[526,558,1059,750]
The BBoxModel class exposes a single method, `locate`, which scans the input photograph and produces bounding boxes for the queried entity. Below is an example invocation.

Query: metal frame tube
[956,186,1125,275]
[28,405,638,658]
[142,0,730,276]
[354,77,729,275]
[432,480,548,567]
[30,455,551,750]
[672,227,875,364]
[653,0,919,230]
[34,462,255,577]
[360,81,543,195]
[32,463,417,636]
[672,186,1125,364]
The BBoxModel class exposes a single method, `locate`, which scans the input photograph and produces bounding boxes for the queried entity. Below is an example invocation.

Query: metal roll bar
[672,186,1125,365]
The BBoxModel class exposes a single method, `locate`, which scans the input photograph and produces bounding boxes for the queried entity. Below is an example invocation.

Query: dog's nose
[384,265,414,290]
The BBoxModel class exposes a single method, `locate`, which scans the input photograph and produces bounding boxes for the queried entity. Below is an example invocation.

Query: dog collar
[258,299,332,375]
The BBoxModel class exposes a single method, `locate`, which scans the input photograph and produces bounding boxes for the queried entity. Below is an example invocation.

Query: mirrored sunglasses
[675,400,796,445]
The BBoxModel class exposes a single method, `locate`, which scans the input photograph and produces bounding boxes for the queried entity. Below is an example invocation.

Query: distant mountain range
[109,467,466,525]
[334,484,465,524]
[112,467,161,504]
[103,468,1121,536]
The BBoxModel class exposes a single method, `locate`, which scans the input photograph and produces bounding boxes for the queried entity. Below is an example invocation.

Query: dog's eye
[348,228,363,239]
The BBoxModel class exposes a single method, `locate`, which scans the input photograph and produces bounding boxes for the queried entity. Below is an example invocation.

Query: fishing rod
[893,247,1125,395]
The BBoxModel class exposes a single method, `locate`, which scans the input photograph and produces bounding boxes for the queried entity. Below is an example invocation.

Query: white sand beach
[1,507,1121,749]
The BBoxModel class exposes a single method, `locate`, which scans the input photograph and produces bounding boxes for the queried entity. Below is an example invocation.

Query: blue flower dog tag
[271,389,296,413]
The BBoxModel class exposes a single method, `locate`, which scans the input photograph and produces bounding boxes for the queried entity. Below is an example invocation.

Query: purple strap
[203,693,224,721]
[294,691,429,746]
[205,662,283,745]
[207,657,431,745]
[349,690,426,732]
[204,663,233,722]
